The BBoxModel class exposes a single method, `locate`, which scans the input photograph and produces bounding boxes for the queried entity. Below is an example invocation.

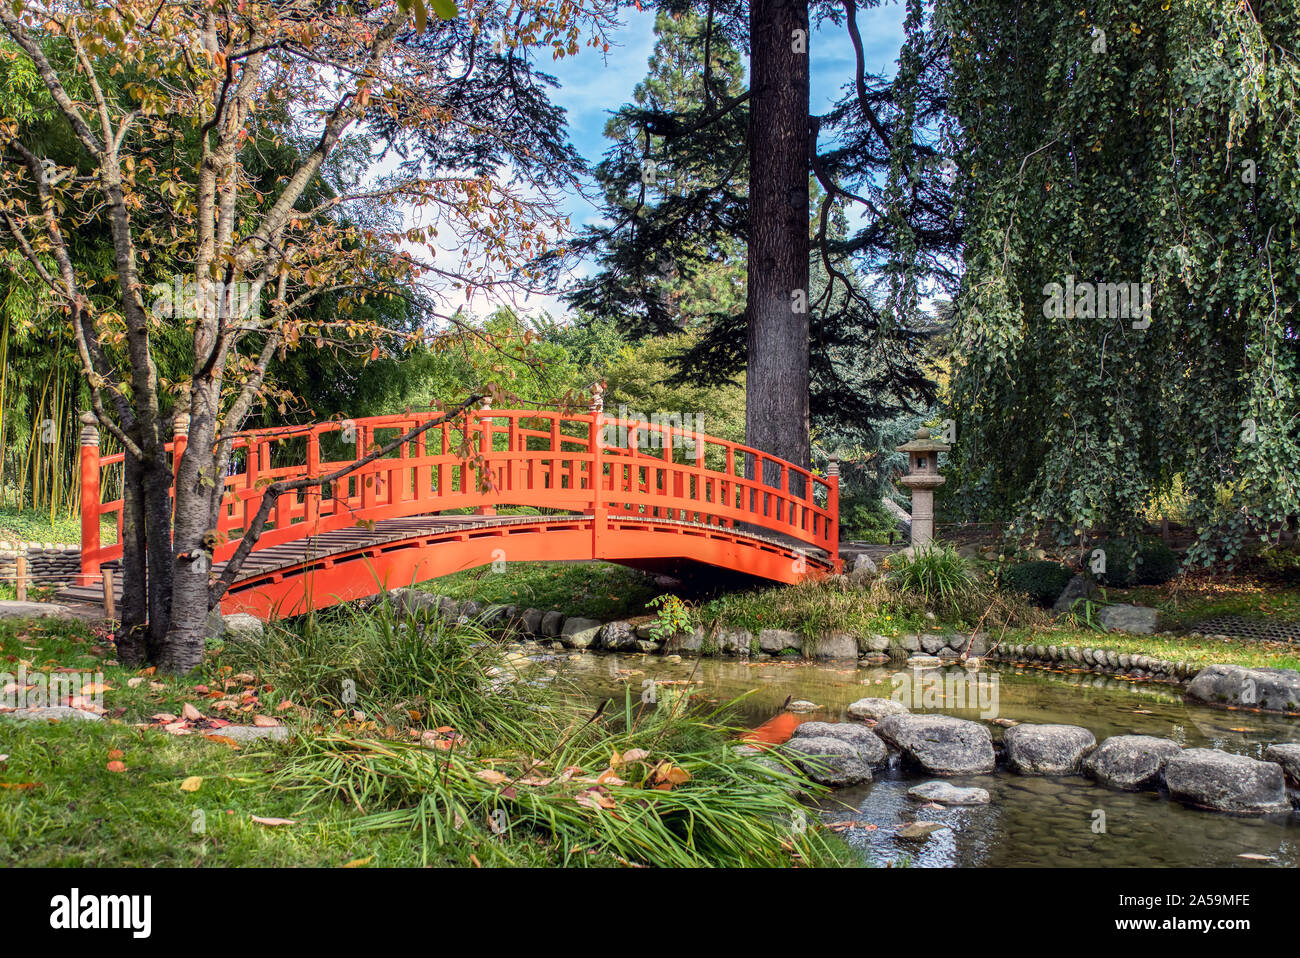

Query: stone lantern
[895,426,950,551]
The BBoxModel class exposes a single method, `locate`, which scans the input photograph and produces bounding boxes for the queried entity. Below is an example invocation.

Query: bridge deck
[59,512,835,609]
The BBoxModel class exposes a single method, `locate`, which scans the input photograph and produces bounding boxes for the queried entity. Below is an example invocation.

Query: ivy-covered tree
[0,0,618,671]
[944,0,1300,563]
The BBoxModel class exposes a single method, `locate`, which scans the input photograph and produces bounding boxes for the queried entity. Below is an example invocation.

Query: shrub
[646,594,693,639]
[838,491,902,544]
[1088,537,1181,586]
[1256,544,1300,584]
[997,560,1073,607]
[1133,539,1180,585]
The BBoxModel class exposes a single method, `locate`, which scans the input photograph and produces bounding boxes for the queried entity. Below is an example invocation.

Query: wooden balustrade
[79,409,840,584]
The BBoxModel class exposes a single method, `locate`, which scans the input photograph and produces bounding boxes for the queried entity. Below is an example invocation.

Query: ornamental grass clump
[234,602,848,868]
[884,545,980,615]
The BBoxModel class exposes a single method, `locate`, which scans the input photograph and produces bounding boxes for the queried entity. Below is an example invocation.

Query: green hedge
[997,560,1073,607]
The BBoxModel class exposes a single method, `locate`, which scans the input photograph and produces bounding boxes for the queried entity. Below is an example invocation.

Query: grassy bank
[420,561,666,620]
[0,609,850,868]
[415,554,1300,674]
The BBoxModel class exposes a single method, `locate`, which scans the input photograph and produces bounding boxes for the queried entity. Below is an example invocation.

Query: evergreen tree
[563,0,957,469]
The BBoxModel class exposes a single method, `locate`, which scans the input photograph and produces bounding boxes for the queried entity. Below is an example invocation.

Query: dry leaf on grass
[250,815,295,827]
[106,761,126,773]
[181,703,203,721]
[180,776,203,792]
[252,715,281,728]
[475,769,508,785]
[575,788,616,811]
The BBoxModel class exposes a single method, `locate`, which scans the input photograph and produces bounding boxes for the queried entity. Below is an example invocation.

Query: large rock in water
[1002,723,1097,775]
[874,714,996,776]
[758,629,800,653]
[1185,664,1300,714]
[1263,743,1300,787]
[1083,735,1182,790]
[846,697,910,722]
[789,721,888,766]
[1164,749,1291,814]
[781,737,874,787]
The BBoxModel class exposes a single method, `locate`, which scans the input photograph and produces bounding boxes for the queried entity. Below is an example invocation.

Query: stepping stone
[781,736,873,787]
[790,722,888,766]
[846,697,910,722]
[1097,604,1158,634]
[896,821,949,840]
[1262,743,1300,786]
[0,601,75,621]
[907,780,990,805]
[213,725,289,742]
[875,714,996,776]
[1165,748,1290,814]
[1002,723,1097,775]
[1083,735,1181,790]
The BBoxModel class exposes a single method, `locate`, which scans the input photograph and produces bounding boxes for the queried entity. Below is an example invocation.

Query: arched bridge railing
[79,408,840,584]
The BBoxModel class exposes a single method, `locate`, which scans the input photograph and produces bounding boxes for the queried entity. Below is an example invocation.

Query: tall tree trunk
[158,387,218,673]
[142,456,174,659]
[745,0,811,479]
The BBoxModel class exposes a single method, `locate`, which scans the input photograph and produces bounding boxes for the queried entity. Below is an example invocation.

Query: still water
[547,650,1300,867]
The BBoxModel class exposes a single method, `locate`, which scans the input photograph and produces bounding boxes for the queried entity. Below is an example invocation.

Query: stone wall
[385,588,1200,684]
[388,589,976,663]
[0,542,81,588]
[985,642,1195,682]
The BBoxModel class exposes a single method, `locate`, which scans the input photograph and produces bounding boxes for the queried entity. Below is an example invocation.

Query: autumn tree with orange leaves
[0,0,618,671]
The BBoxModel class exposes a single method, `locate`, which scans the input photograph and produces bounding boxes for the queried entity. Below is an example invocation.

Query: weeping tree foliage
[944,0,1300,564]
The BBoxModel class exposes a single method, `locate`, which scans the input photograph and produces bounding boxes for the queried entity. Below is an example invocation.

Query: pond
[543,649,1300,868]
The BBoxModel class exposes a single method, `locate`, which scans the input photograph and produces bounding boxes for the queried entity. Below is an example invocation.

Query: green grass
[420,561,665,620]
[0,608,851,868]
[0,506,116,546]
[698,577,934,640]
[1117,578,1300,630]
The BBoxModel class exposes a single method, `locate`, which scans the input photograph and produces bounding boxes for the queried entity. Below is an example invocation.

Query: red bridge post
[827,455,841,572]
[589,386,606,556]
[78,411,101,587]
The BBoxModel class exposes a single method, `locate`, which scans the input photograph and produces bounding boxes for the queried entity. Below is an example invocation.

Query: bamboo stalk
[15,554,27,601]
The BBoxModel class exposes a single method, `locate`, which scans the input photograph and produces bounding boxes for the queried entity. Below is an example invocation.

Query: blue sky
[545,3,910,228]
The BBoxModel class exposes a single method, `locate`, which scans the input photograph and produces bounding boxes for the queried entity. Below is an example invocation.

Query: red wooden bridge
[68,406,840,619]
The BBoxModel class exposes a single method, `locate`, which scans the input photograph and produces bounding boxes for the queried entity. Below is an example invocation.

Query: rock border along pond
[381,588,1300,821]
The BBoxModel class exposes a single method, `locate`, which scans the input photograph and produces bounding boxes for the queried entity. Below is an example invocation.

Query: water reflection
[548,649,1300,867]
